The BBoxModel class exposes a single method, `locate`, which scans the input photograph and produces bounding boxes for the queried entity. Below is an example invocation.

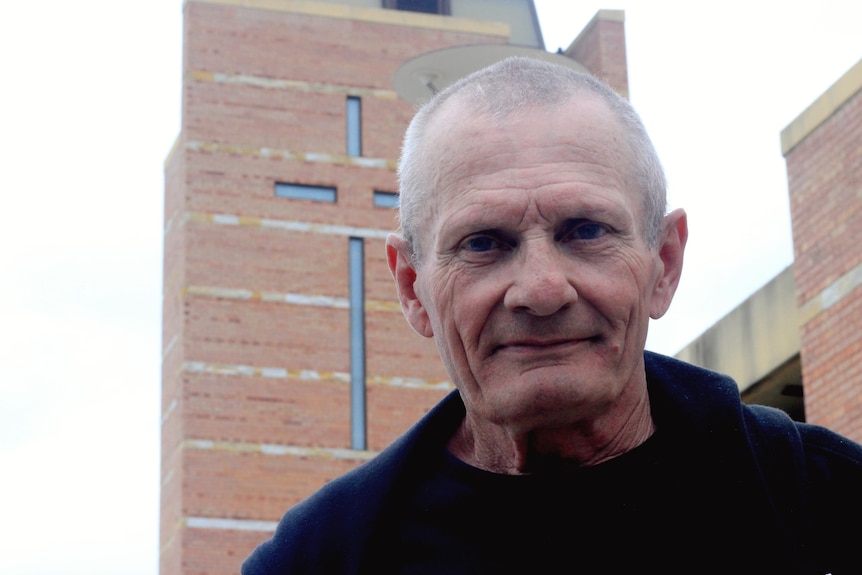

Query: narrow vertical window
[349,237,367,450]
[347,96,362,157]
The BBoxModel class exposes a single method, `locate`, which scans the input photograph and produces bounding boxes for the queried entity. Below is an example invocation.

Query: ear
[649,208,688,319]
[386,234,434,338]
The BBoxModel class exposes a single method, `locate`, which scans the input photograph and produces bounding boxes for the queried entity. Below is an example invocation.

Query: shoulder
[791,417,862,481]
[740,394,862,470]
[644,350,862,471]
[744,404,862,567]
[242,390,465,574]
[644,352,862,567]
[642,351,748,428]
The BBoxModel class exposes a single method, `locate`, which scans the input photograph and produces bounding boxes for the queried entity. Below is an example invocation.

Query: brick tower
[782,58,862,442]
[161,2,629,573]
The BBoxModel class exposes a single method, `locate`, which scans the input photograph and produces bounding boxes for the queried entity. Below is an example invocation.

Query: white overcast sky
[0,1,860,573]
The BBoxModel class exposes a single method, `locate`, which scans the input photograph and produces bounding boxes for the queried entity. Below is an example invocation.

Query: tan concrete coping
[781,57,862,155]
[566,8,624,52]
[674,265,800,393]
[183,0,509,37]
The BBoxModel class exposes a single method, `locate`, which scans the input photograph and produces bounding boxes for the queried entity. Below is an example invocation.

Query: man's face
[390,95,682,432]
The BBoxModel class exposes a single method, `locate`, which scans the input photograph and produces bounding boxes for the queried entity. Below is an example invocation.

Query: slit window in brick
[373,190,399,208]
[347,96,362,157]
[274,182,336,203]
[349,236,367,450]
[383,0,450,15]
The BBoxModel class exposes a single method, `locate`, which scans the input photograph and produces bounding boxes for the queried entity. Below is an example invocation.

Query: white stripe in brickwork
[367,374,452,390]
[183,361,339,380]
[161,398,177,425]
[164,210,179,235]
[186,516,278,532]
[211,213,240,225]
[196,70,399,101]
[184,139,397,171]
[185,286,256,300]
[183,285,349,308]
[185,210,392,240]
[281,292,350,308]
[351,156,389,169]
[184,361,351,382]
[181,360,452,390]
[260,367,288,378]
[163,333,178,358]
[185,438,377,462]
[798,261,862,325]
[183,284,401,312]
[303,152,334,163]
[259,217,390,239]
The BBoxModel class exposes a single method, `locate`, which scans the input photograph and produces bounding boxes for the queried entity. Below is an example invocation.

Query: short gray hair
[396,56,667,259]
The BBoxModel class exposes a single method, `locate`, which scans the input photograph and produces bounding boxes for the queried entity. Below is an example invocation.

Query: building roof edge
[781,57,862,156]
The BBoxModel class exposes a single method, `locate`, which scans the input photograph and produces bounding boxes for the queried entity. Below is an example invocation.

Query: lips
[505,337,572,348]
[492,334,601,355]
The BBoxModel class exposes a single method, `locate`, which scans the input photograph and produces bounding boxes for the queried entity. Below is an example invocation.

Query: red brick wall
[161,2,629,574]
[566,11,628,98]
[786,82,862,441]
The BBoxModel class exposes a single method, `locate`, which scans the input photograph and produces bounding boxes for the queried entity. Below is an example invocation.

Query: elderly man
[243,57,862,574]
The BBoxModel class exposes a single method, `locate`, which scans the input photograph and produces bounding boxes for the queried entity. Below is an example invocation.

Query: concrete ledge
[781,57,862,155]
[675,265,799,393]
[184,0,510,37]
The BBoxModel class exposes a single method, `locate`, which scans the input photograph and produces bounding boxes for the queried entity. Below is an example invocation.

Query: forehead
[420,95,640,233]
[427,94,632,184]
[429,91,622,145]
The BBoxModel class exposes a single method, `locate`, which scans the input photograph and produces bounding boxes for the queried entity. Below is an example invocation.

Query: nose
[503,242,578,316]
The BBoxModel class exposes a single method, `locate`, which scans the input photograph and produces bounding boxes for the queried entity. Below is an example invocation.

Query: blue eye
[465,236,498,252]
[572,222,606,240]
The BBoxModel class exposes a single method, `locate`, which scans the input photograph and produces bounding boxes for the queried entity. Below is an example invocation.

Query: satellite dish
[392,44,588,105]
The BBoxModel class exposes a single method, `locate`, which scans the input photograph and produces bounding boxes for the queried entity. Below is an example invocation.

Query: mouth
[492,335,602,355]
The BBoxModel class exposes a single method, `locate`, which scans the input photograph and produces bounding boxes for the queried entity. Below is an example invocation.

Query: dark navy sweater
[242,352,862,574]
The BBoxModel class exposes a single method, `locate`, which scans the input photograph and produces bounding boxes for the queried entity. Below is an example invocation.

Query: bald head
[396,56,667,260]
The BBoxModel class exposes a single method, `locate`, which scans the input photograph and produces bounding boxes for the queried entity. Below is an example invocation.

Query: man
[243,57,862,573]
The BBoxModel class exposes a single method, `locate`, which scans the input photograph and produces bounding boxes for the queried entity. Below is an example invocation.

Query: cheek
[416,271,458,334]
[578,263,651,322]
[428,272,498,349]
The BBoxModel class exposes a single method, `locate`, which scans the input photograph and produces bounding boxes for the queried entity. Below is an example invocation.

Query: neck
[448,389,655,475]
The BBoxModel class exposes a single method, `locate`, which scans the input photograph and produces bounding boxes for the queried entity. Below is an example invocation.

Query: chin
[487,380,604,427]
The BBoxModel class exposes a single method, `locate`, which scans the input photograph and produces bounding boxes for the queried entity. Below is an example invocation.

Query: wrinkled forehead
[424,93,508,146]
[424,94,637,201]
[406,94,649,258]
[425,91,631,169]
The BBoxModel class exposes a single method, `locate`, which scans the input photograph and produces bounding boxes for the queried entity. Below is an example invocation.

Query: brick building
[160,1,628,574]
[782,58,862,438]
[676,58,862,438]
